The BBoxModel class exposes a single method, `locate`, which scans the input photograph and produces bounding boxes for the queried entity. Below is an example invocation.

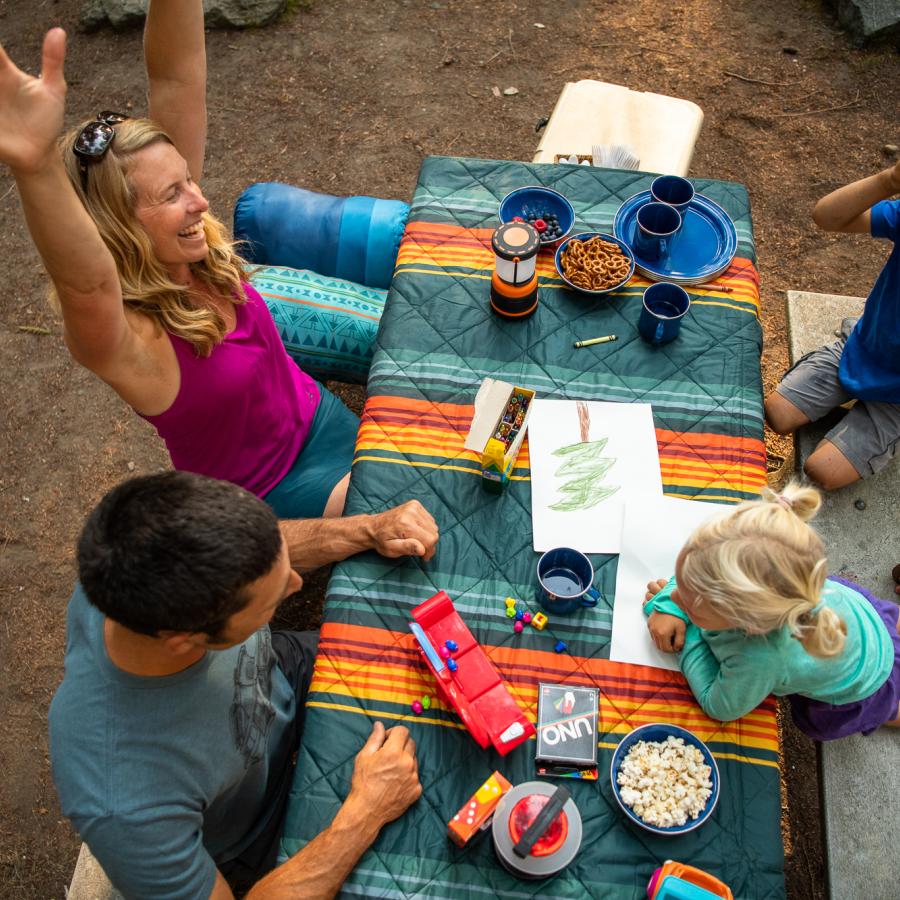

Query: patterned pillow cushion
[249,266,386,384]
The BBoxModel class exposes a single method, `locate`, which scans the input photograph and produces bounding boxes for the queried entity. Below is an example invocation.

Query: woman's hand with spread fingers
[0,28,67,175]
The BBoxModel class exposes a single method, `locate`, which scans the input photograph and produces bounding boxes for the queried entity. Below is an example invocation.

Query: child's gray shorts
[776,319,900,477]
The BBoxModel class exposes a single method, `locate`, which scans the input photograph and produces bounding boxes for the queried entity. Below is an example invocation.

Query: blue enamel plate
[614,191,737,285]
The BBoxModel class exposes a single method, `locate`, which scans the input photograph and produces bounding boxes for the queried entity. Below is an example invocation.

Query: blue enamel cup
[535,547,601,615]
[650,175,695,215]
[632,202,682,262]
[639,282,691,345]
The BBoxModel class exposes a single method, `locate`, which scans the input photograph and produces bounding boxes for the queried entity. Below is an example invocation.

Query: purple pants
[789,577,900,741]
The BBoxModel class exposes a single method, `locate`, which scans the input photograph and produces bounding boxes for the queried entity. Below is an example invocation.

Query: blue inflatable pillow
[235,182,409,291]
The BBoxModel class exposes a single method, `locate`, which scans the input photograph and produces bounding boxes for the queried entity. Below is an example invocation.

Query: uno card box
[463,378,536,493]
[536,683,599,771]
[448,771,513,847]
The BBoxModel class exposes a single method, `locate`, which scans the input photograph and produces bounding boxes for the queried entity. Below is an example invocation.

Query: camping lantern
[490,221,541,319]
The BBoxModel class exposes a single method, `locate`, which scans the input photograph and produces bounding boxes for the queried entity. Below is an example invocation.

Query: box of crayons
[463,378,535,494]
[535,682,599,779]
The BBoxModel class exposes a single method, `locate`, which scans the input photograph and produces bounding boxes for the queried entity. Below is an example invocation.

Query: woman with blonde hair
[644,482,900,740]
[0,0,358,518]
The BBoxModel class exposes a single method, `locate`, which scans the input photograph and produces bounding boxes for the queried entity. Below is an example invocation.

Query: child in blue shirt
[766,162,900,490]
[643,483,900,740]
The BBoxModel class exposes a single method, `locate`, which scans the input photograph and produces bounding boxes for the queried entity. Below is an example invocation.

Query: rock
[80,0,287,32]
[79,0,109,31]
[80,0,146,31]
[503,86,519,96]
[205,0,286,29]
[826,0,900,46]
[884,143,899,156]
[854,498,867,510]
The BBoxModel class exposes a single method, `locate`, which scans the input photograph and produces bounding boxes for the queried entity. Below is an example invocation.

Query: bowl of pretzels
[555,232,635,295]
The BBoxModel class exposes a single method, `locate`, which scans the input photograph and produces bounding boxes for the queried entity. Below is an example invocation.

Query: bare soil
[1,0,897,896]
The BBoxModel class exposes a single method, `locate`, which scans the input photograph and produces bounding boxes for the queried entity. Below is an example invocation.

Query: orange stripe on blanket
[360,400,763,457]
[397,222,759,304]
[361,401,765,453]
[356,424,762,490]
[658,464,768,492]
[311,659,779,750]
[310,624,779,753]
[656,428,766,455]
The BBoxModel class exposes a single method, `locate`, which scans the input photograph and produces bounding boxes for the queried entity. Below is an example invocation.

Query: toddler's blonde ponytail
[679,481,845,658]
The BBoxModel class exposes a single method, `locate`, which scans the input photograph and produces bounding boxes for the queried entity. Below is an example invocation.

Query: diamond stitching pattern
[281,158,783,899]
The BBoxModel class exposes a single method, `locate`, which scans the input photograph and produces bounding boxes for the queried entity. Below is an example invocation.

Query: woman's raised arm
[1,29,130,369]
[144,0,207,182]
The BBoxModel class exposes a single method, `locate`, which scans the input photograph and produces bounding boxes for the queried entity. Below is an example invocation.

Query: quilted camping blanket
[280,157,783,899]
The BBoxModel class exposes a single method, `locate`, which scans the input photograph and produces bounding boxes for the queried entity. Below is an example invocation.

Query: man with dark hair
[50,472,437,899]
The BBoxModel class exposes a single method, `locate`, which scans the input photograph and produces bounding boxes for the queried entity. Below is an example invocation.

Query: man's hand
[242,721,421,898]
[350,722,422,828]
[647,612,687,653]
[368,501,439,560]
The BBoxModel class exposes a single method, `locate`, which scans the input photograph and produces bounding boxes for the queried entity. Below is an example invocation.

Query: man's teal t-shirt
[839,199,900,402]
[49,585,296,899]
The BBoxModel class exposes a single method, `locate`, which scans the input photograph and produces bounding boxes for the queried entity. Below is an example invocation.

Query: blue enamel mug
[633,202,682,262]
[638,282,691,345]
[535,547,601,615]
[650,174,695,215]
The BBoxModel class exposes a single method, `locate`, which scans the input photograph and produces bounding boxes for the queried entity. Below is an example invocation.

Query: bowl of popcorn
[554,232,635,295]
[499,186,575,247]
[610,724,719,835]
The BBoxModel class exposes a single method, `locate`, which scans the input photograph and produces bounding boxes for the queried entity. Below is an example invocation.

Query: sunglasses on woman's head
[74,111,130,186]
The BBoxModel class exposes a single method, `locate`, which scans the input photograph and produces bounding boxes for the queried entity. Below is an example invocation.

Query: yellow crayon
[573,334,618,348]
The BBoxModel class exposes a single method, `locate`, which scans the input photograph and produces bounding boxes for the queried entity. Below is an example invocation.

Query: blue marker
[409,623,445,672]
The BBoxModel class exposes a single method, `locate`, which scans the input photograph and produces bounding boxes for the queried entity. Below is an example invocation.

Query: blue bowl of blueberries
[499,186,575,247]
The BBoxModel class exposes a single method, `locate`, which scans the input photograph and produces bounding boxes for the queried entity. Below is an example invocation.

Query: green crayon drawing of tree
[550,401,620,511]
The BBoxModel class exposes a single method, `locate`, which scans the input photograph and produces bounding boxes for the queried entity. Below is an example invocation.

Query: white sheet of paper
[529,399,662,553]
[610,496,729,671]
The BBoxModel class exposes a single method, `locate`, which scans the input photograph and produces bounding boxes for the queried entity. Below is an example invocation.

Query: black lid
[492,222,540,261]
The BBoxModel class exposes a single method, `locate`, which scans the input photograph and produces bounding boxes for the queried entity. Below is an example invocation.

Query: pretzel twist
[560,237,631,291]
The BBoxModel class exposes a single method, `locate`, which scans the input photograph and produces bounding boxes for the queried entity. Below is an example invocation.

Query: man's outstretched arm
[279,500,439,570]
[210,723,422,900]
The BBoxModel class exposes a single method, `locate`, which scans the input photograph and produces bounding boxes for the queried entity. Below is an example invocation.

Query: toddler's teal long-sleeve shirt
[643,578,894,721]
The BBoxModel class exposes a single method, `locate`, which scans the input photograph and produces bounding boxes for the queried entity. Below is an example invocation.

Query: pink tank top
[141,284,320,496]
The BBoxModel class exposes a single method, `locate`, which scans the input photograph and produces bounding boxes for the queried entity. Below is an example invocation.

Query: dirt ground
[0,0,897,896]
